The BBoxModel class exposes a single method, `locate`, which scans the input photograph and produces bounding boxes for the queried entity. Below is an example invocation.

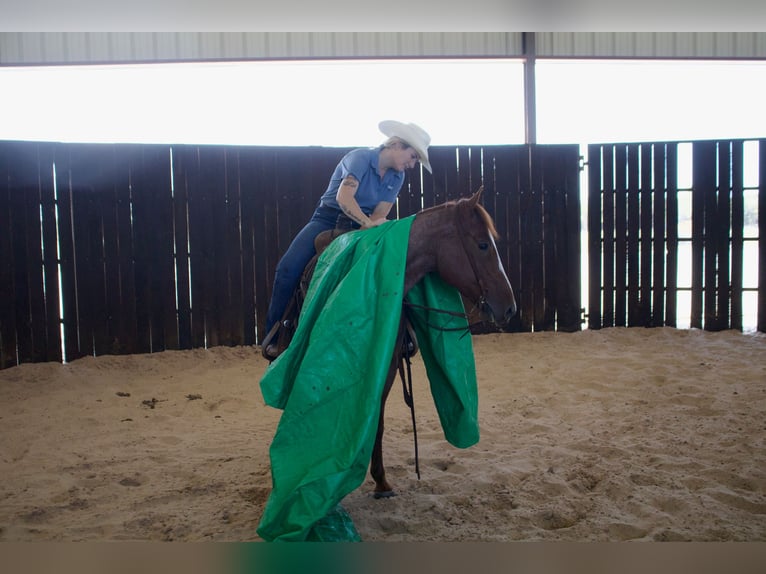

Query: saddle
[261,218,418,362]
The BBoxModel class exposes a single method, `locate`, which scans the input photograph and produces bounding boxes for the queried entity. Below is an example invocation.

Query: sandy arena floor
[1,327,764,541]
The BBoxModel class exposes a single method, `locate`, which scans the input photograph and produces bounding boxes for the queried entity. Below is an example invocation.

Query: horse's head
[437,187,517,326]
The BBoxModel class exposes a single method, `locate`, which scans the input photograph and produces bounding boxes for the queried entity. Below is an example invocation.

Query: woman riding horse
[262,120,433,359]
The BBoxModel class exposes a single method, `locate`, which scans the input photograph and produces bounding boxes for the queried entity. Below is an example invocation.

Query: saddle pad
[257,216,478,542]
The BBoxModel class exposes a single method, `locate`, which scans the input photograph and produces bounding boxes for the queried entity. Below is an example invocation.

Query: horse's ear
[469,186,484,206]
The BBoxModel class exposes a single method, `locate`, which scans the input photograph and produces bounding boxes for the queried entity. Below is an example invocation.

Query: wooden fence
[0,141,582,369]
[587,139,765,331]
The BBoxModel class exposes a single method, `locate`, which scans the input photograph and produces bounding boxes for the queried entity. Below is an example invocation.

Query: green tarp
[257,217,479,542]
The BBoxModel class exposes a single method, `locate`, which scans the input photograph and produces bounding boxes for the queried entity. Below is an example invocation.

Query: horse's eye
[478,242,489,251]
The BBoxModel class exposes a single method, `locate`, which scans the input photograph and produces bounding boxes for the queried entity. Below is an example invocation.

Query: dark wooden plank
[37,144,62,363]
[652,143,667,327]
[759,139,766,333]
[557,144,583,332]
[219,147,240,347]
[639,143,653,326]
[53,146,83,362]
[180,146,206,349]
[483,147,510,315]
[454,146,471,201]
[703,143,720,330]
[5,142,42,364]
[86,144,135,356]
[665,144,679,328]
[510,146,531,332]
[205,146,227,348]
[602,145,615,327]
[716,141,732,330]
[526,146,545,331]
[198,146,228,348]
[257,148,280,343]
[171,147,192,350]
[143,145,170,351]
[690,141,716,329]
[540,145,581,331]
[68,147,100,358]
[114,146,138,354]
[540,147,557,331]
[468,146,484,198]
[396,168,420,220]
[424,146,454,209]
[462,147,490,331]
[279,148,304,275]
[96,145,135,356]
[128,149,152,353]
[132,145,176,352]
[9,176,33,364]
[567,147,583,332]
[626,144,641,327]
[274,148,296,265]
[418,146,436,203]
[192,146,213,349]
[729,141,744,331]
[587,144,603,330]
[402,152,425,219]
[237,147,258,346]
[493,146,523,332]
[97,147,122,355]
[614,144,628,327]
[153,145,177,351]
[21,145,48,363]
[224,148,244,346]
[0,142,18,368]
[477,148,500,330]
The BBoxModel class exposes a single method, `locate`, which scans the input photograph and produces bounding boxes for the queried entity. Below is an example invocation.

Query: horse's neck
[403,206,453,294]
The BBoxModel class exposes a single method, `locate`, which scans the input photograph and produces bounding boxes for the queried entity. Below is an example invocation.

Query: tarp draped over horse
[257,216,479,542]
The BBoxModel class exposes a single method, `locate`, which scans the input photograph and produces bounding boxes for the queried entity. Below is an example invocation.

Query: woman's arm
[368,201,393,226]
[336,175,376,228]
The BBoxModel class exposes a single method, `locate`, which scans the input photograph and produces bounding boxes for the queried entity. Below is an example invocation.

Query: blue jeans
[264,205,340,339]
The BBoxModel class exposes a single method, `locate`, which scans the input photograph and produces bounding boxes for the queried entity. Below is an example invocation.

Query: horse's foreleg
[370,336,403,498]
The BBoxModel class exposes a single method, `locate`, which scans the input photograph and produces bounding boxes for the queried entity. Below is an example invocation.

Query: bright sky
[0,59,525,146]
[1,58,763,146]
[535,59,766,144]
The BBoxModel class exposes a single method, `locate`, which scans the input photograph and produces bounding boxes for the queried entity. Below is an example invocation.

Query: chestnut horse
[263,186,516,497]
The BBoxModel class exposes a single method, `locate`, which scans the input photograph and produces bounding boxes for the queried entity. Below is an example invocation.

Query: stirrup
[402,320,419,358]
[260,322,282,361]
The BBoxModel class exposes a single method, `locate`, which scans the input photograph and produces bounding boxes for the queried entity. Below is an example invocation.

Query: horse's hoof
[373,490,397,499]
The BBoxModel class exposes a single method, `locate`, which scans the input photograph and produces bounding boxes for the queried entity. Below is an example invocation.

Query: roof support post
[523,32,537,145]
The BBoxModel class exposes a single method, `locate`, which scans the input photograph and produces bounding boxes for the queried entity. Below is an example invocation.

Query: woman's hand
[364,216,388,228]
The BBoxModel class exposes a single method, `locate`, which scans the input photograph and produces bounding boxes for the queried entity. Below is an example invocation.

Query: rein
[402,301,486,335]
[398,331,420,481]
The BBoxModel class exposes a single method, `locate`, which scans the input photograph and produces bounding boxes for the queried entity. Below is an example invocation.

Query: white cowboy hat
[378,120,432,173]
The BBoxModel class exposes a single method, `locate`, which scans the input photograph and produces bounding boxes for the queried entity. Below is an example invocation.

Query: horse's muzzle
[482,299,517,328]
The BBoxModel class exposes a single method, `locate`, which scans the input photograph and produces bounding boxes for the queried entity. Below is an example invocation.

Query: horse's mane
[418,196,499,240]
[473,203,500,240]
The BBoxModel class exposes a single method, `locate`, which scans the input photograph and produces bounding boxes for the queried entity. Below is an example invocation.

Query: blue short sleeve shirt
[318,147,405,214]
